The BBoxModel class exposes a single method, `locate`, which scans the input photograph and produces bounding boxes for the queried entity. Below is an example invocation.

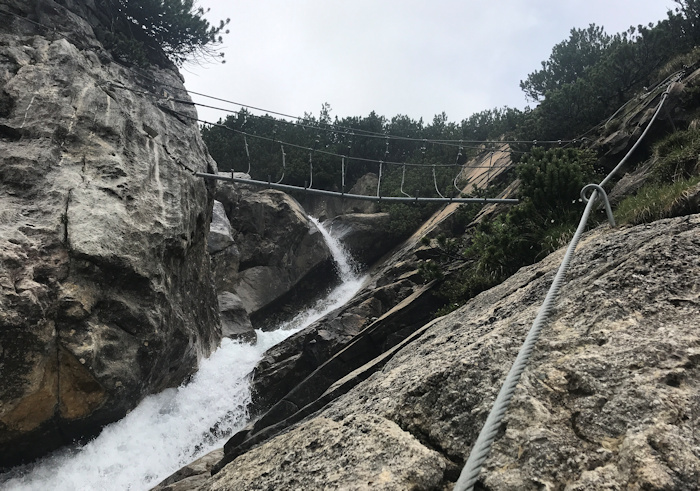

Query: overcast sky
[183,1,675,126]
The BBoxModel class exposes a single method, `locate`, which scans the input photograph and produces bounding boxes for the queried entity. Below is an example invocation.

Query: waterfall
[0,219,365,491]
[309,217,356,279]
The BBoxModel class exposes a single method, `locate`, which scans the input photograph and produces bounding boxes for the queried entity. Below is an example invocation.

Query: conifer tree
[103,0,230,67]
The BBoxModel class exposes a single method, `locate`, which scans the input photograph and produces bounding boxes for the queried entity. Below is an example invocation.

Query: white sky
[183,1,675,125]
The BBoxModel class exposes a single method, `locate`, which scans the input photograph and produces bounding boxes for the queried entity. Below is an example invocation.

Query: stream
[0,218,364,491]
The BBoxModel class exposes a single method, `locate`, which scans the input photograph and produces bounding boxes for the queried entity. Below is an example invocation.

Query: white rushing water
[1,218,365,491]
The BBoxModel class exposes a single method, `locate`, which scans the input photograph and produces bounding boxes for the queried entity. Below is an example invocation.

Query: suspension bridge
[190,111,526,205]
[196,171,519,204]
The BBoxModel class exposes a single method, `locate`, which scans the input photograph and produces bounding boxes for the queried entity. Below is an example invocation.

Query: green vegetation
[517,0,700,140]
[421,147,599,314]
[615,177,700,225]
[616,128,700,224]
[651,128,700,182]
[99,0,230,67]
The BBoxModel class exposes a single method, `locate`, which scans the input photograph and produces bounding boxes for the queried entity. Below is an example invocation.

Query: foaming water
[0,332,285,491]
[0,218,365,491]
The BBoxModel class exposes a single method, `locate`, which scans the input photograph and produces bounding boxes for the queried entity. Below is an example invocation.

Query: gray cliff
[0,0,220,466]
[2,2,699,489]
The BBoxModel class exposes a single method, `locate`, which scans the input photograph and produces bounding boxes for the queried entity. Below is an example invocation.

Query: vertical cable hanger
[341,156,346,195]
[307,134,320,189]
[400,164,411,198]
[453,141,465,195]
[307,151,313,189]
[433,163,445,198]
[243,135,251,176]
[484,145,494,189]
[268,124,279,184]
[237,110,252,176]
[376,136,389,199]
[342,131,354,195]
[429,138,445,198]
[276,144,286,184]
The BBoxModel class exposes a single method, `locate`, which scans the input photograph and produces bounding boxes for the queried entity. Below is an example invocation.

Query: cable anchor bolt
[581,184,616,227]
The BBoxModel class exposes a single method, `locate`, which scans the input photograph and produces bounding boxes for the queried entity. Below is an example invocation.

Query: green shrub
[423,146,599,315]
[95,28,150,67]
[518,146,598,214]
[384,203,439,240]
[102,0,230,67]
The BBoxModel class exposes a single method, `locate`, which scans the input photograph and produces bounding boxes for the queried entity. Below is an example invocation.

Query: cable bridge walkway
[196,171,520,205]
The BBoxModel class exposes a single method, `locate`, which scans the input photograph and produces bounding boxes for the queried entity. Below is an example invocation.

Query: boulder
[213,187,337,329]
[346,172,380,213]
[207,201,234,254]
[0,0,220,467]
[209,241,241,294]
[324,212,397,266]
[218,292,256,343]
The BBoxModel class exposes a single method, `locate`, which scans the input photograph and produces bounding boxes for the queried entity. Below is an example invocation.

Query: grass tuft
[615,176,700,225]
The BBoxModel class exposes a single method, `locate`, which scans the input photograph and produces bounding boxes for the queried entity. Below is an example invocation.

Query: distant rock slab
[302,172,380,220]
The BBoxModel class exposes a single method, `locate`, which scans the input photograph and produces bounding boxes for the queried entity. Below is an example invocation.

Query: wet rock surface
[0,0,220,466]
[217,292,255,343]
[152,449,224,491]
[324,212,396,267]
[212,185,337,329]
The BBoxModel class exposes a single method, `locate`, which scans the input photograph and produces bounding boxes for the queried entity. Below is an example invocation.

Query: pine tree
[103,0,230,67]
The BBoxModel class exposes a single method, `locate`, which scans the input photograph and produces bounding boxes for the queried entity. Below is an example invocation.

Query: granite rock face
[0,0,220,466]
[205,214,700,489]
[217,292,255,343]
[207,201,234,254]
[201,414,445,491]
[213,185,337,329]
